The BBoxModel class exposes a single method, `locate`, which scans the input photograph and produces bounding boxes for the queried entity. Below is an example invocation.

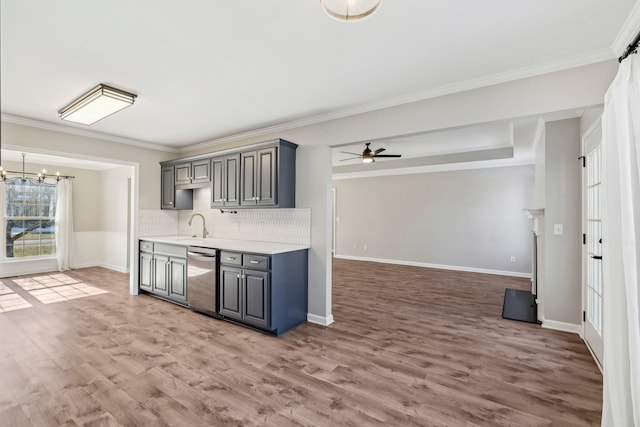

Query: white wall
[333,165,534,276]
[0,121,173,209]
[542,118,582,327]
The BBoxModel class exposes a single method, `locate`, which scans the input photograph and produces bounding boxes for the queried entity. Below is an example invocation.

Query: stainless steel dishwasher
[187,246,219,317]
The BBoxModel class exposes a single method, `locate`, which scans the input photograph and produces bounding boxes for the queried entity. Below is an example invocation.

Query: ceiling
[1,1,637,151]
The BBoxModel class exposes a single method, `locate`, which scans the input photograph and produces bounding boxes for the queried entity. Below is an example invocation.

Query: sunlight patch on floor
[0,292,33,313]
[1,274,108,310]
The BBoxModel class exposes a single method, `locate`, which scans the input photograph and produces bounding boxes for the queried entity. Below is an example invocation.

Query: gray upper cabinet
[175,162,191,186]
[161,165,175,209]
[211,154,240,208]
[175,159,211,187]
[241,147,277,206]
[161,165,193,210]
[240,142,295,208]
[161,139,296,210]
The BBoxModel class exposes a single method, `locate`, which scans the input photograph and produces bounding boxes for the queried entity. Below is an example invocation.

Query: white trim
[334,254,532,278]
[611,1,640,56]
[180,49,614,153]
[541,319,582,335]
[100,263,129,273]
[73,261,99,269]
[307,313,334,326]
[1,114,178,153]
[583,338,604,374]
[332,158,535,180]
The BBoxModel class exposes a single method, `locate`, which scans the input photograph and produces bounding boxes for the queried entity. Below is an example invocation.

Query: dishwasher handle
[188,251,216,258]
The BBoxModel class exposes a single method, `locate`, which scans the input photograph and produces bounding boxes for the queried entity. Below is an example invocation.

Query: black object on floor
[502,288,538,324]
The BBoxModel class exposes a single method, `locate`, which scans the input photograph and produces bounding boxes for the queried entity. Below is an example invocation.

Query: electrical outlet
[353,244,357,250]
[510,256,516,263]
[363,244,368,251]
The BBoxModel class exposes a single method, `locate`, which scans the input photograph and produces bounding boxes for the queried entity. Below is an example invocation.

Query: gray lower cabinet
[139,241,188,304]
[219,250,307,335]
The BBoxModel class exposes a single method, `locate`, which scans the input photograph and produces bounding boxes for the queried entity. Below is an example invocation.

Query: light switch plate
[554,224,563,235]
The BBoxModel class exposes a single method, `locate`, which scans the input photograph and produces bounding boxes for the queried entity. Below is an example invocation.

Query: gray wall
[333,165,534,275]
[542,118,582,325]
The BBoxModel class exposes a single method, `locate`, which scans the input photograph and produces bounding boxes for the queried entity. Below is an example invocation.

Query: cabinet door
[256,147,277,206]
[161,166,175,209]
[225,154,241,207]
[139,252,154,292]
[175,162,192,185]
[220,266,242,320]
[241,151,257,205]
[152,255,169,296]
[191,159,210,184]
[243,270,270,328]
[211,157,225,207]
[168,257,187,302]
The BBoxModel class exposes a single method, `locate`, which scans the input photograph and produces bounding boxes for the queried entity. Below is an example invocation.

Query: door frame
[581,116,603,371]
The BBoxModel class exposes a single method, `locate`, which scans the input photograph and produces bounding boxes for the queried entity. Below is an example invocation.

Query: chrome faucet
[188,213,209,238]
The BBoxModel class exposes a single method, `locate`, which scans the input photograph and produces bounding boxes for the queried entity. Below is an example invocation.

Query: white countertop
[140,235,309,254]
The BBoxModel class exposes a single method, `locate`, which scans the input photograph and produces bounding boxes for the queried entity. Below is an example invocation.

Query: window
[3,179,57,258]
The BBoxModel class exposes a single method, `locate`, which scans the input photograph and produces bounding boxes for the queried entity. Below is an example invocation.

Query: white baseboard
[334,254,532,278]
[541,319,582,335]
[307,313,334,326]
[73,261,99,269]
[100,263,129,274]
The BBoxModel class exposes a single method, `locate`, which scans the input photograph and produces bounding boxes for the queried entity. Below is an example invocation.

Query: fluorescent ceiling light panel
[59,84,136,125]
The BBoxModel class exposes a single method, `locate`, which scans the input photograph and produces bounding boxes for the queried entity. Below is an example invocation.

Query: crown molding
[180,48,615,153]
[611,1,640,56]
[0,114,178,153]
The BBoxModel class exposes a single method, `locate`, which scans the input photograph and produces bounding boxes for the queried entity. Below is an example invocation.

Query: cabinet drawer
[243,254,270,270]
[154,243,187,258]
[140,241,154,252]
[220,251,242,266]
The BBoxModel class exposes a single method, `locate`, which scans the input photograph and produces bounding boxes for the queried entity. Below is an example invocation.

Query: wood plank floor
[0,259,602,426]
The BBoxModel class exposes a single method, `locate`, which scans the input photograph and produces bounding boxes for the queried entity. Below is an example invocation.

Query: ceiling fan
[341,143,402,163]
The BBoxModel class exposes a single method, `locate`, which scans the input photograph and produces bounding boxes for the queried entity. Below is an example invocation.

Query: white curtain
[55,179,76,271]
[601,53,640,426]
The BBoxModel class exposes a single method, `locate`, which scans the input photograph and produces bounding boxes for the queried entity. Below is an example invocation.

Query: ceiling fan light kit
[320,0,381,22]
[59,84,137,125]
[340,142,402,163]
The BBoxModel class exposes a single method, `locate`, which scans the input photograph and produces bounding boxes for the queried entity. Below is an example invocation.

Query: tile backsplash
[138,209,178,236]
[206,208,311,245]
[138,188,311,246]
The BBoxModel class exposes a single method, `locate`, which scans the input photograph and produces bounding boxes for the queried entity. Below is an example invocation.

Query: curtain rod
[618,30,640,62]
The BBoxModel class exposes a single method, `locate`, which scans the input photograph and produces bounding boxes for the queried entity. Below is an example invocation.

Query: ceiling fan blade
[375,154,402,158]
[374,148,386,155]
[340,151,362,156]
[340,157,362,161]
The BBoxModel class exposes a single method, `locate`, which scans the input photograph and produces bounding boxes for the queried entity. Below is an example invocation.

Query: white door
[583,122,603,365]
